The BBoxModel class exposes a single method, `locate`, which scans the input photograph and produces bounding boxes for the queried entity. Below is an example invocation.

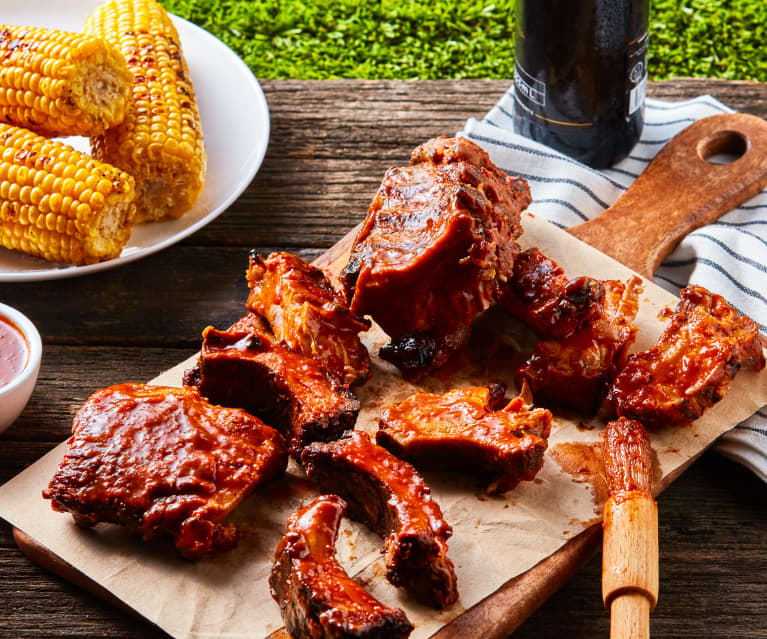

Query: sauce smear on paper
[0,316,28,389]
[550,442,607,504]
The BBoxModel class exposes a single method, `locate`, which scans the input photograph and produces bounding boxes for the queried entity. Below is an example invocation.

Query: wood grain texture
[1,79,766,639]
[602,497,659,608]
[602,497,658,639]
[611,594,651,639]
[570,113,767,277]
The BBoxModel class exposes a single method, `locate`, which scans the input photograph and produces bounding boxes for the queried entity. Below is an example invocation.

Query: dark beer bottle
[512,0,650,168]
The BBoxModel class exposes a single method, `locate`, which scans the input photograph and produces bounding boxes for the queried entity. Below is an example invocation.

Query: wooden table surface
[1,78,766,639]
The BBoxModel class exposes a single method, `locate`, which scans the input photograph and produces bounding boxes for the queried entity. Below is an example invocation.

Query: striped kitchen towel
[461,92,767,482]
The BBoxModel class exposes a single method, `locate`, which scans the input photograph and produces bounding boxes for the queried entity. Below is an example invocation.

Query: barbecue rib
[43,384,288,559]
[270,494,413,639]
[501,247,605,339]
[247,251,371,387]
[301,431,458,609]
[341,136,530,379]
[229,311,273,336]
[517,276,642,414]
[183,322,359,458]
[606,285,766,428]
[378,385,552,494]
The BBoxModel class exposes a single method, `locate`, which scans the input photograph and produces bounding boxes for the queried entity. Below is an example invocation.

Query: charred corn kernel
[86,0,206,223]
[0,25,132,138]
[0,123,136,265]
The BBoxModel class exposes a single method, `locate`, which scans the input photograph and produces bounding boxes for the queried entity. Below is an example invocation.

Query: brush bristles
[602,417,652,497]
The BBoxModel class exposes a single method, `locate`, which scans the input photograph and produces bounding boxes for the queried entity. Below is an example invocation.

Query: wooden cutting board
[13,112,767,638]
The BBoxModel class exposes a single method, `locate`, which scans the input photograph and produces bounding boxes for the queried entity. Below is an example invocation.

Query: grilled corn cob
[0,25,132,138]
[0,123,136,265]
[85,0,206,223]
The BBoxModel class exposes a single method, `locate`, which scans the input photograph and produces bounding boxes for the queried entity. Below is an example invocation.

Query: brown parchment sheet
[1,213,766,639]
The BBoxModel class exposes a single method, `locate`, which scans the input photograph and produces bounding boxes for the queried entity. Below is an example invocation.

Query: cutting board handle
[568,113,767,279]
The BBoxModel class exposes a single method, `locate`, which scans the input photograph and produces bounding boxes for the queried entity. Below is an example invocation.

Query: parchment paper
[1,214,765,639]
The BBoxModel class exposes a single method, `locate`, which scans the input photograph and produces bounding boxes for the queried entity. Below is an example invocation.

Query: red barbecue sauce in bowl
[0,315,28,390]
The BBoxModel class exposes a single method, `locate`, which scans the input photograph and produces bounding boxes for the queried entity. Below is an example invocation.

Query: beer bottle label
[513,61,593,128]
[511,0,649,166]
[513,30,649,125]
[627,31,649,116]
[514,64,546,109]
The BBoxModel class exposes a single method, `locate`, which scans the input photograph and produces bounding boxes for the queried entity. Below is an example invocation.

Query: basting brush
[602,417,658,639]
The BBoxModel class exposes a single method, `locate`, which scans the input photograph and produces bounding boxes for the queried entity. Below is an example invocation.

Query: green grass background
[160,0,767,81]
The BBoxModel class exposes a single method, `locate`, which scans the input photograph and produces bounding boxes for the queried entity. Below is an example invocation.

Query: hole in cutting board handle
[698,130,749,165]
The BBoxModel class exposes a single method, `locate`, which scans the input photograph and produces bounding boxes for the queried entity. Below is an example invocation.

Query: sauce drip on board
[0,316,28,389]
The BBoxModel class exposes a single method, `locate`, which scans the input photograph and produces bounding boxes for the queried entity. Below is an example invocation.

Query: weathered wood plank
[0,347,197,447]
[180,79,767,248]
[1,79,766,639]
[1,453,764,638]
[2,80,763,347]
[0,247,323,347]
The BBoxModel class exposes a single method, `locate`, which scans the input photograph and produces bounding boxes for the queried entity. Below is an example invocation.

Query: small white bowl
[0,302,42,433]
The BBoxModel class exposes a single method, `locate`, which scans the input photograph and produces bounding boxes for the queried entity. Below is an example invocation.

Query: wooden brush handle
[569,113,767,279]
[603,493,658,639]
[611,594,652,639]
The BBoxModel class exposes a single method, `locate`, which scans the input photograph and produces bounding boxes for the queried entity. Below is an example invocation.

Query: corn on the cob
[0,25,132,138]
[85,0,206,223]
[0,123,136,265]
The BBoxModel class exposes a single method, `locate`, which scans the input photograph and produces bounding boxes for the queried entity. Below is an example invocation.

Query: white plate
[0,0,270,281]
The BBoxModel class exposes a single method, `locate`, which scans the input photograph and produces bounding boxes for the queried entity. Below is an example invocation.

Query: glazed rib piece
[229,310,274,336]
[517,276,643,414]
[378,385,552,494]
[247,251,371,387]
[270,495,413,639]
[301,431,458,609]
[500,247,605,339]
[183,322,359,458]
[606,285,766,428]
[181,313,272,391]
[43,384,288,559]
[341,136,530,379]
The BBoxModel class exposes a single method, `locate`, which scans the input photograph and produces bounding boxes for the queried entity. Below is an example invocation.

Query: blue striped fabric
[462,93,767,482]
